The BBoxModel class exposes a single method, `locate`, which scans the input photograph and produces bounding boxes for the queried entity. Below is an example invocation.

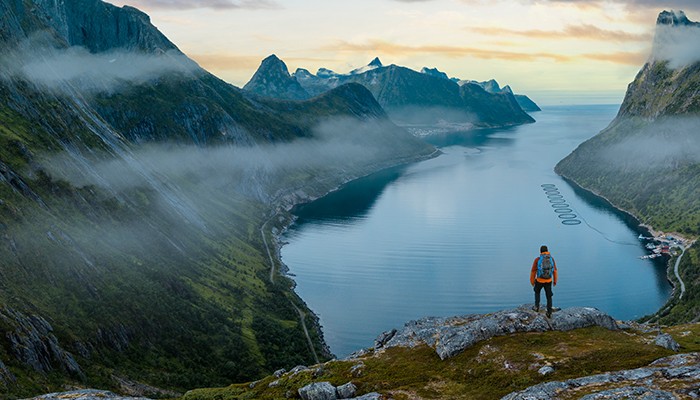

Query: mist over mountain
[0,0,435,396]
[246,56,536,128]
[557,10,700,323]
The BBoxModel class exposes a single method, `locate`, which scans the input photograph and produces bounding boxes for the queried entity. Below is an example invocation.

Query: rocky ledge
[368,305,618,359]
[28,389,150,399]
[503,352,700,399]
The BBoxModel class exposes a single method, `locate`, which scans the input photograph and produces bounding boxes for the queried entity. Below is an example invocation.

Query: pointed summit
[243,54,310,100]
[368,57,383,68]
[349,57,384,75]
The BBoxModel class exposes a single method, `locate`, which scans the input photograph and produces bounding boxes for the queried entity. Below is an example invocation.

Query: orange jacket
[530,252,558,285]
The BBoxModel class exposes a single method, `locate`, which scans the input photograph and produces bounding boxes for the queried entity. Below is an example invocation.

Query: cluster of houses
[638,233,689,259]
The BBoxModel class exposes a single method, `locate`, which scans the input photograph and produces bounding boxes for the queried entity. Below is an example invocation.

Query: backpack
[537,254,554,280]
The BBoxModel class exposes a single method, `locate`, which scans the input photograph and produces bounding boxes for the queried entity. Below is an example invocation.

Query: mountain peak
[243,54,310,100]
[259,54,288,73]
[348,58,384,75]
[656,10,699,26]
[368,57,383,67]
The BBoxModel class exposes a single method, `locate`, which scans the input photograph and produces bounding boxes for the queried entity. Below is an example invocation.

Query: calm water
[282,105,671,357]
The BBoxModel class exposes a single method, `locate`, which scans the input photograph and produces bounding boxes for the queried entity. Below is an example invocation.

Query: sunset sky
[107,0,700,105]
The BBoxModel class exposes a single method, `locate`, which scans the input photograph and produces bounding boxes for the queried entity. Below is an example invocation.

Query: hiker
[530,245,558,318]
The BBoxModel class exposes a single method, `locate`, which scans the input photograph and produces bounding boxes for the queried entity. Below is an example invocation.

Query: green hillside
[556,55,700,325]
[0,0,435,397]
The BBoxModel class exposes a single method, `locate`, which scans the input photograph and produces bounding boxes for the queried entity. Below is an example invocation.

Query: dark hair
[540,245,548,253]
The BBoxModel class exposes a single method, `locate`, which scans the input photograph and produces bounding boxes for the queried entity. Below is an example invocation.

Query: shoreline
[261,148,442,359]
[557,172,696,317]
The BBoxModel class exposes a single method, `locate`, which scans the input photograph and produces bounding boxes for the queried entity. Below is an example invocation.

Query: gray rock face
[298,381,337,400]
[502,353,700,400]
[349,394,381,400]
[579,386,676,399]
[1,0,178,52]
[28,389,151,400]
[655,332,681,351]
[0,307,82,377]
[375,305,618,359]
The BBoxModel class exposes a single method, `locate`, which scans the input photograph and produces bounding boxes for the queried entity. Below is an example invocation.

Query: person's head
[540,245,548,253]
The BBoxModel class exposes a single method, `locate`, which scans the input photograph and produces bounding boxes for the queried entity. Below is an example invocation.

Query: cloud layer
[1,38,200,94]
[651,24,700,68]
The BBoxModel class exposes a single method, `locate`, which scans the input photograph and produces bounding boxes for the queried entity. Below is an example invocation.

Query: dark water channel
[282,105,671,357]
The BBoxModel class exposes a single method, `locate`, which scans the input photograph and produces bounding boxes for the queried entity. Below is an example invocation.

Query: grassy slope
[183,323,700,400]
[0,73,433,398]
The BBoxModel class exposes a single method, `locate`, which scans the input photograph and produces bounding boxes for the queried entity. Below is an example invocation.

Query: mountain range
[556,10,700,324]
[244,55,538,127]
[0,0,434,396]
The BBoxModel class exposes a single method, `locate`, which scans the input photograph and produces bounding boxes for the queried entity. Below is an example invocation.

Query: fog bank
[1,35,200,93]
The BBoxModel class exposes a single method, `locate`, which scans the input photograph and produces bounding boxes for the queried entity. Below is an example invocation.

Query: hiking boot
[532,305,539,312]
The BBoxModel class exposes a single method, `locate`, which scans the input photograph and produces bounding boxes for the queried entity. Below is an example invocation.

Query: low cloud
[1,37,200,94]
[651,23,700,68]
[600,117,700,171]
[43,118,411,207]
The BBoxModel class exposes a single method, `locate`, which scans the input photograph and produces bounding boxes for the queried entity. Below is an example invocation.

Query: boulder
[336,382,357,399]
[537,366,554,376]
[298,382,337,400]
[655,333,681,351]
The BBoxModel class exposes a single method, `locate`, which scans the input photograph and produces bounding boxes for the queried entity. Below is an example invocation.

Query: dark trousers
[534,281,553,312]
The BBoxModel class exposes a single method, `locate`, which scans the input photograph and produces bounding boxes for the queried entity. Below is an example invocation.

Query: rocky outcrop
[29,389,151,400]
[298,381,369,400]
[374,305,618,359]
[502,352,700,399]
[0,307,82,377]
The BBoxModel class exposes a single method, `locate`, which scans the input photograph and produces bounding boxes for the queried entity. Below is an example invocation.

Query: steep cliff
[556,10,700,324]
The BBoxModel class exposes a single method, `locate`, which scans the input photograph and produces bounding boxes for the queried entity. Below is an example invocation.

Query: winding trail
[260,212,320,364]
[260,215,277,284]
[674,245,686,300]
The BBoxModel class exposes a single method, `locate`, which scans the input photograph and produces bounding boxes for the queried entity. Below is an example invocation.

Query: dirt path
[674,245,686,300]
[260,213,320,364]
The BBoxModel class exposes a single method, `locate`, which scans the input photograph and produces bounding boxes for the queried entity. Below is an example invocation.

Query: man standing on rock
[531,245,558,318]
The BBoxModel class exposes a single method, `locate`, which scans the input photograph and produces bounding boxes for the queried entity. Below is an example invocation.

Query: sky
[106,0,700,105]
